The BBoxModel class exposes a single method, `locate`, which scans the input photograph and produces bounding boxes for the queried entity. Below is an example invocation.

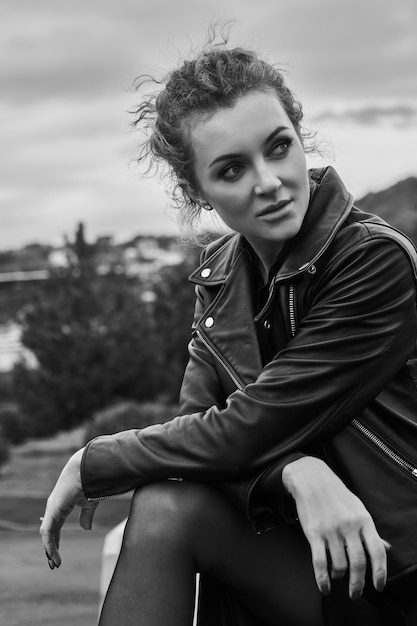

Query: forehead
[190,90,293,164]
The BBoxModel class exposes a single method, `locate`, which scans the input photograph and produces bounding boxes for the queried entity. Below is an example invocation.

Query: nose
[254,163,282,197]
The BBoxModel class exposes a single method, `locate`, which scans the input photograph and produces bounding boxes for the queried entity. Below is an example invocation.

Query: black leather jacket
[81,167,417,531]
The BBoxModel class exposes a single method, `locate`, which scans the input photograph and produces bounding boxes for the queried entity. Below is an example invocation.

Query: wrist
[67,447,85,488]
[282,456,327,498]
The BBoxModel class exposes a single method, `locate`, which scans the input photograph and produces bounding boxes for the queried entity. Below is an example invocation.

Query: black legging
[98,481,408,626]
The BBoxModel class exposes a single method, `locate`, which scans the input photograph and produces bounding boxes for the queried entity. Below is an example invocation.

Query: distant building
[48,248,76,268]
[0,322,37,372]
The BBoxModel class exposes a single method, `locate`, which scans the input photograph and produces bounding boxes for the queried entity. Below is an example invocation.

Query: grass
[0,427,91,498]
[0,427,132,625]
[0,494,131,528]
[0,528,108,626]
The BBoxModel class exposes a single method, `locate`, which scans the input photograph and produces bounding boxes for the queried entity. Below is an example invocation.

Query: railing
[0,270,50,284]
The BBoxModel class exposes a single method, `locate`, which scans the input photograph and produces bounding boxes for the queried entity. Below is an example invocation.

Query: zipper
[87,493,125,502]
[288,284,296,337]
[351,418,417,478]
[288,286,417,478]
[195,329,245,391]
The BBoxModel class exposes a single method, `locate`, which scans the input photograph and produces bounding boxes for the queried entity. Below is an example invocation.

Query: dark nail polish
[377,580,386,593]
[321,584,330,596]
[350,589,362,601]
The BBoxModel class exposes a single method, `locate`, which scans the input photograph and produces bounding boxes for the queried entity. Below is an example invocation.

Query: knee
[123,481,213,548]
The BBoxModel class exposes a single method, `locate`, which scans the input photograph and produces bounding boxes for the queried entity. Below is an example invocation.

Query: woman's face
[189,90,310,266]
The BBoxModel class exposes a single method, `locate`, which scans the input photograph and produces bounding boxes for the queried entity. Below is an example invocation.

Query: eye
[269,137,293,158]
[219,163,245,181]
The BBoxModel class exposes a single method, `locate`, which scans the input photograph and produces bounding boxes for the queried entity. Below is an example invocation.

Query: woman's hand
[282,456,388,599]
[39,447,99,569]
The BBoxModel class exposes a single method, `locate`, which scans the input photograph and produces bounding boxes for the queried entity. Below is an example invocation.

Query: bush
[0,372,15,402]
[0,432,10,471]
[0,404,31,444]
[13,258,196,439]
[83,400,178,444]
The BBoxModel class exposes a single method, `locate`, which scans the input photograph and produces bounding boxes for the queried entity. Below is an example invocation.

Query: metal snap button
[205,316,214,328]
[308,264,317,275]
[200,268,211,278]
[263,319,271,330]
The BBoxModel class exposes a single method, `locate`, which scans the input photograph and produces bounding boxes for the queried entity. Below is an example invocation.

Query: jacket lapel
[190,237,264,389]
[187,167,355,391]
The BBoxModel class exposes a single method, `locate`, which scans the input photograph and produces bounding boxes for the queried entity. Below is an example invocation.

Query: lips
[257,199,291,218]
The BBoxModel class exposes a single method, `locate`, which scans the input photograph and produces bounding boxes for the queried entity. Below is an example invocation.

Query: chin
[270,222,302,242]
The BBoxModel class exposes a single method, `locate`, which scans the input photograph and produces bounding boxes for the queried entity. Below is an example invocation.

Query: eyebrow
[208,125,291,168]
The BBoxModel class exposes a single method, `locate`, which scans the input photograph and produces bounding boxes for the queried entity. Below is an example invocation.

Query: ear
[178,178,206,207]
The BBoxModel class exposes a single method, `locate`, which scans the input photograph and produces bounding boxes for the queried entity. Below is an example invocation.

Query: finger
[40,507,68,568]
[79,502,99,530]
[361,526,388,592]
[382,539,392,552]
[344,537,367,600]
[310,538,331,595]
[326,536,348,580]
[39,516,56,569]
[40,520,62,569]
[51,514,66,549]
[40,522,61,567]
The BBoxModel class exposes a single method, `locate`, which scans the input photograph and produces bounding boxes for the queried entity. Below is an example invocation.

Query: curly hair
[131,45,312,242]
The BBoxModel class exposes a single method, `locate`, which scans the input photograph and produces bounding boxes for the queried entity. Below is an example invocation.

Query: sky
[1,0,417,250]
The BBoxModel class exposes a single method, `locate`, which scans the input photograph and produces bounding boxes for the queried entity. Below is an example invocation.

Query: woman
[40,45,417,625]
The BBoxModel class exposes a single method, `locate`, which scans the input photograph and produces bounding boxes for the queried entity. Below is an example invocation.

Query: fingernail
[350,589,362,601]
[321,583,331,596]
[376,579,386,592]
[48,560,54,570]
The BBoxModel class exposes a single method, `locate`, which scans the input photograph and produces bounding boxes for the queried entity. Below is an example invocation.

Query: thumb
[79,501,99,530]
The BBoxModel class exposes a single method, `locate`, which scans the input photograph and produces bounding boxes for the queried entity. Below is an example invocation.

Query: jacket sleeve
[81,238,417,504]
[178,283,305,521]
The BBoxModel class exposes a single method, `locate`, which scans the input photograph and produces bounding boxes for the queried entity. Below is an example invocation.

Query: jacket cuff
[247,453,306,528]
[80,435,139,499]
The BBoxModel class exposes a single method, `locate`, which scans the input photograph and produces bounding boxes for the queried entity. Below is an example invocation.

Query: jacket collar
[189,166,354,286]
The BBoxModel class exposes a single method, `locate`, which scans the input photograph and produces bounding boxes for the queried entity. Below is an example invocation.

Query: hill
[356,177,417,244]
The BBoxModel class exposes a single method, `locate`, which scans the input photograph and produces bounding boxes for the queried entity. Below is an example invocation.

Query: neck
[246,236,284,283]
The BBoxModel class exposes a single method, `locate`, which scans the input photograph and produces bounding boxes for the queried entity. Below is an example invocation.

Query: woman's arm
[81,238,416,496]
[39,448,99,569]
[41,239,411,585]
[281,456,388,599]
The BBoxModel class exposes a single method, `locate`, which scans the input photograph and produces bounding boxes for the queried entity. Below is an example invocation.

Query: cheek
[212,196,248,229]
[208,185,247,212]
[294,151,307,177]
[293,157,309,195]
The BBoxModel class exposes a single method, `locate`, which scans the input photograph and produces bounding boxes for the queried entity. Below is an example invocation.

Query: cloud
[1,0,244,103]
[312,105,417,127]
[307,123,417,200]
[234,0,417,103]
[1,0,416,249]
[2,0,416,104]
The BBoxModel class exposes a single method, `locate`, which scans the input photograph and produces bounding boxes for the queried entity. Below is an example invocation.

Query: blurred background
[1,1,416,624]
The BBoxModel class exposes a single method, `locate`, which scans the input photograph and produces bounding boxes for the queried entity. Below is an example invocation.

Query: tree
[12,250,199,438]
